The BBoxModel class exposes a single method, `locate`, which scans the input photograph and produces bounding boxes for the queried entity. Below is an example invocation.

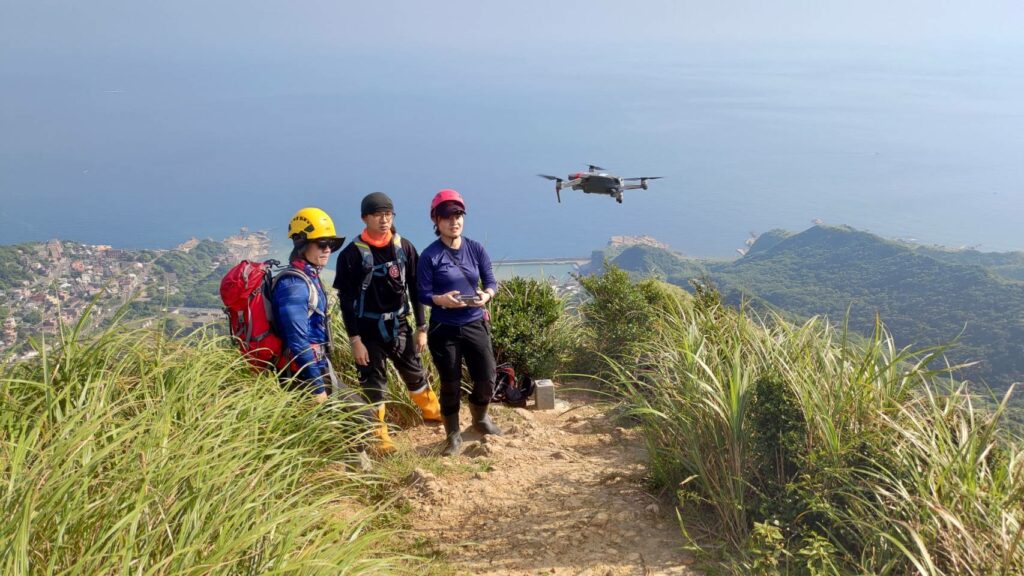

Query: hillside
[0,233,267,355]
[913,244,1024,282]
[5,255,1021,574]
[602,225,1024,390]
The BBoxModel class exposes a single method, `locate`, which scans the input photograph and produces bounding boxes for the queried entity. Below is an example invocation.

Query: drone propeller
[538,174,563,203]
[622,176,664,191]
[588,164,605,172]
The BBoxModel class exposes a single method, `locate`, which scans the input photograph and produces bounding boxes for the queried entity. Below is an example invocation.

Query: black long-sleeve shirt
[333,235,426,340]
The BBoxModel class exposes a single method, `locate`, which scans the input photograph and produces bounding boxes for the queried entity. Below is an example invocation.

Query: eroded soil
[396,385,701,575]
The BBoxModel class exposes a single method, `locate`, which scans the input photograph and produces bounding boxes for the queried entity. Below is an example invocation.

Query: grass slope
[0,312,412,575]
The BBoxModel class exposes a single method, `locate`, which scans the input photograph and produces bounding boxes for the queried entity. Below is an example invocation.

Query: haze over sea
[2,2,1022,260]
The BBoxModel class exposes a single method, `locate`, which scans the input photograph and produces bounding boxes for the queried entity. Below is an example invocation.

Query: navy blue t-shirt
[417,237,497,326]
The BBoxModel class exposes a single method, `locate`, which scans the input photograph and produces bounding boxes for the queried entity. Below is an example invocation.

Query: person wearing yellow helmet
[273,207,362,407]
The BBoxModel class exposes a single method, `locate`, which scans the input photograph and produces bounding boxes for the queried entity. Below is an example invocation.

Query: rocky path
[397,386,701,575]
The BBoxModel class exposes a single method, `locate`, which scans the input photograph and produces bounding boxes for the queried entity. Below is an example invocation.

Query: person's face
[303,239,333,267]
[362,209,394,235]
[435,212,464,240]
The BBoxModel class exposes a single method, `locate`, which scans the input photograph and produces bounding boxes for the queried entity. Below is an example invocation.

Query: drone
[538,165,663,204]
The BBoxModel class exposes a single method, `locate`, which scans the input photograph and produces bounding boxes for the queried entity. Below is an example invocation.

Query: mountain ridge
[601,225,1024,391]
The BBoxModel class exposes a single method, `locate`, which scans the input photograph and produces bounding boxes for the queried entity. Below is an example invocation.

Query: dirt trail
[397,385,701,575]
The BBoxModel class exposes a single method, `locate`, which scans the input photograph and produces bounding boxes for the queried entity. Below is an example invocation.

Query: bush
[489,276,569,379]
[748,374,806,525]
[574,261,677,374]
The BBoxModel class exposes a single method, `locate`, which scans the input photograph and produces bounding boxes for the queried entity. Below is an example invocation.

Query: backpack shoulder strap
[353,240,375,291]
[393,234,406,286]
[353,240,374,318]
[271,267,319,317]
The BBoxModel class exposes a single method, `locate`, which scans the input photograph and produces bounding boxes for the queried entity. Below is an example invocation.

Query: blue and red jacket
[417,237,497,326]
[271,259,330,393]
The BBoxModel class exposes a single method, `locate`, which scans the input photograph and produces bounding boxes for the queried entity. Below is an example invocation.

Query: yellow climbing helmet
[288,207,344,250]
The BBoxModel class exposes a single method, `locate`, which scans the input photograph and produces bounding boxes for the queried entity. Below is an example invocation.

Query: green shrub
[748,374,806,525]
[575,261,676,375]
[488,276,569,379]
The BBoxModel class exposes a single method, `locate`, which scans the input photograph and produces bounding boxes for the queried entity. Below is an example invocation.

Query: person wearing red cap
[417,189,501,456]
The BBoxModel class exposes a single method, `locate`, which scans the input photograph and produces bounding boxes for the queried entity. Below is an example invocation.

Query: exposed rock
[481,433,505,446]
[406,468,442,499]
[407,467,437,485]
[357,450,373,472]
[462,441,492,458]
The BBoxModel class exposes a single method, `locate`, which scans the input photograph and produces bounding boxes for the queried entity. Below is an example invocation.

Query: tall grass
[606,287,1024,574]
[0,308,411,574]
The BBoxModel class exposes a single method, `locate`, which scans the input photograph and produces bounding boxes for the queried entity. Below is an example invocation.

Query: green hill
[742,228,791,257]
[600,225,1024,391]
[912,244,1024,282]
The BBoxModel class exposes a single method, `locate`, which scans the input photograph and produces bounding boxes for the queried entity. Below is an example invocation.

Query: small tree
[575,261,671,372]
[489,276,568,378]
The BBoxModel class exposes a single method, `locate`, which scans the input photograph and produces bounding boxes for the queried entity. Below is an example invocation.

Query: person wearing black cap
[333,192,441,453]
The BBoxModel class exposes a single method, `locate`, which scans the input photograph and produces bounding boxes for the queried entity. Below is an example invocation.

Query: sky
[2,1,1023,258]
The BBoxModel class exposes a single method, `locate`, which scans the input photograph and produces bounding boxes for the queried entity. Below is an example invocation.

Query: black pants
[427,319,495,416]
[357,322,430,405]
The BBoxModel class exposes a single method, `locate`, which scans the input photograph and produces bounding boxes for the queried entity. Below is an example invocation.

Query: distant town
[0,229,270,359]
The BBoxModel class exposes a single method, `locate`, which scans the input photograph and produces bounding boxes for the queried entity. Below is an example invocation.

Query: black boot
[469,403,502,436]
[441,412,463,456]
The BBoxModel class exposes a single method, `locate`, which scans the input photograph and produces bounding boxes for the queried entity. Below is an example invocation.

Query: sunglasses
[313,239,334,250]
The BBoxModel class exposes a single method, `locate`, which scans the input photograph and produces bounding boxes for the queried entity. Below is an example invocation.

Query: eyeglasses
[314,239,334,250]
[369,210,394,220]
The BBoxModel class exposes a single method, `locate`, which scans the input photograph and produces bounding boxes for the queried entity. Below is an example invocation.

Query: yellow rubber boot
[409,387,443,423]
[374,405,395,454]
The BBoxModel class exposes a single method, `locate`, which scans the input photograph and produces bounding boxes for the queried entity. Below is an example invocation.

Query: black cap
[361,192,394,217]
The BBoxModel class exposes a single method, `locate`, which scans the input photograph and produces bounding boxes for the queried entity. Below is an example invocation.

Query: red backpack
[219,259,316,371]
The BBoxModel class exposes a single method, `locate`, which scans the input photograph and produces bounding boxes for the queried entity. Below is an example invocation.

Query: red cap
[430,189,466,218]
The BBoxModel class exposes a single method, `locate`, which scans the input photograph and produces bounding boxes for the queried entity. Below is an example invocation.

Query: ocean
[3,48,1023,258]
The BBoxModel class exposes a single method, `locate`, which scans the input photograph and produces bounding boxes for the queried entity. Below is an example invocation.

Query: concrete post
[534,379,555,410]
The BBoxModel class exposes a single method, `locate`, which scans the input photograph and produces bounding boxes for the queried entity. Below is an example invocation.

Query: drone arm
[563,178,582,188]
[621,183,645,191]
